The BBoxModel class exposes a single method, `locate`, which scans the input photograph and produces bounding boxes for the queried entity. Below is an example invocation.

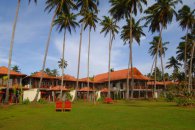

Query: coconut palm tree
[143,0,182,96]
[121,18,146,99]
[166,56,182,71]
[54,12,79,99]
[100,16,119,98]
[79,11,99,100]
[12,65,20,73]
[109,0,147,99]
[188,26,195,93]
[166,56,182,82]
[177,5,195,84]
[58,58,68,69]
[148,36,169,92]
[34,0,76,101]
[5,0,37,104]
[75,0,98,100]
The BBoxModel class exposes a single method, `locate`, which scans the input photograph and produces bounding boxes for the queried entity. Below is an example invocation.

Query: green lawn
[0,100,195,130]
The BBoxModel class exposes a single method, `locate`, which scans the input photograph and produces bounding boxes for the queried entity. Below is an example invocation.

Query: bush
[23,98,30,105]
[38,98,47,104]
[176,97,193,106]
[66,92,72,101]
[165,93,175,102]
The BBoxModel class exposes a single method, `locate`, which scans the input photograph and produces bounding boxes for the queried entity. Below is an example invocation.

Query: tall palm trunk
[75,23,84,100]
[5,0,20,104]
[34,11,57,102]
[130,11,134,99]
[108,32,114,98]
[184,28,189,87]
[60,29,66,100]
[87,28,91,101]
[126,10,133,100]
[154,41,160,95]
[159,27,166,91]
[188,41,195,93]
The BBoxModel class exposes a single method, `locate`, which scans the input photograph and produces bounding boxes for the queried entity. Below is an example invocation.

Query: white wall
[23,89,40,102]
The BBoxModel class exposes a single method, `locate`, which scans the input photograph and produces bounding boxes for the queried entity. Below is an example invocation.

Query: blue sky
[0,0,194,78]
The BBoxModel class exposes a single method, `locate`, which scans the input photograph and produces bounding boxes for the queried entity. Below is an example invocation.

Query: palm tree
[166,56,182,82]
[109,0,147,99]
[100,16,119,98]
[34,0,76,101]
[121,18,146,99]
[166,56,182,71]
[148,36,169,92]
[177,5,195,85]
[143,0,182,96]
[5,0,37,104]
[58,58,68,69]
[188,26,195,93]
[12,65,20,73]
[54,12,79,99]
[75,0,98,100]
[79,10,99,100]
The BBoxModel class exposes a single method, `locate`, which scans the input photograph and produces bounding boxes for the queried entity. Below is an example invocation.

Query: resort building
[0,66,27,103]
[79,68,153,99]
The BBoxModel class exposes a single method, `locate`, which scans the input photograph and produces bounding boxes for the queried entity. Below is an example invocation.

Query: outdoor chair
[55,101,63,111]
[104,97,113,104]
[64,100,72,111]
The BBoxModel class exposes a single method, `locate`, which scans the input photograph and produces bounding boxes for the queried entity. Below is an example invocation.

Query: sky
[0,0,194,78]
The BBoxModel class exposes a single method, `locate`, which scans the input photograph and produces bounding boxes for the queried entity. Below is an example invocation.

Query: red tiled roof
[93,68,150,83]
[78,87,95,92]
[58,74,76,81]
[30,71,57,79]
[79,78,94,83]
[100,88,109,93]
[0,66,26,76]
[49,86,69,91]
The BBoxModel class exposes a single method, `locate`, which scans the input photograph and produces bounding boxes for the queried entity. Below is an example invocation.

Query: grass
[0,100,195,130]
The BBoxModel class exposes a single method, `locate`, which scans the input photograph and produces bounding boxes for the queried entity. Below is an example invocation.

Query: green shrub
[176,97,193,106]
[23,98,30,105]
[166,93,175,102]
[38,98,47,104]
[66,92,72,101]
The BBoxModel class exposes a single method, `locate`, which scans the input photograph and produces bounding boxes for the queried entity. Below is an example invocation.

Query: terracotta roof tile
[78,87,95,92]
[58,74,76,81]
[93,68,150,83]
[0,66,26,76]
[30,71,57,79]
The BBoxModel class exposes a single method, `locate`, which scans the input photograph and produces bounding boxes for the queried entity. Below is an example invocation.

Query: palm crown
[166,56,182,70]
[100,16,119,38]
[54,13,79,34]
[177,5,195,31]
[45,0,76,15]
[121,18,146,45]
[79,10,99,30]
[148,36,169,58]
[144,0,182,33]
[109,0,147,21]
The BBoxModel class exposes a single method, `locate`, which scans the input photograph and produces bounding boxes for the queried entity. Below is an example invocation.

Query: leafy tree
[100,16,119,98]
[109,0,147,99]
[143,0,182,93]
[12,65,21,73]
[79,10,99,100]
[75,0,98,100]
[5,0,37,104]
[177,5,195,83]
